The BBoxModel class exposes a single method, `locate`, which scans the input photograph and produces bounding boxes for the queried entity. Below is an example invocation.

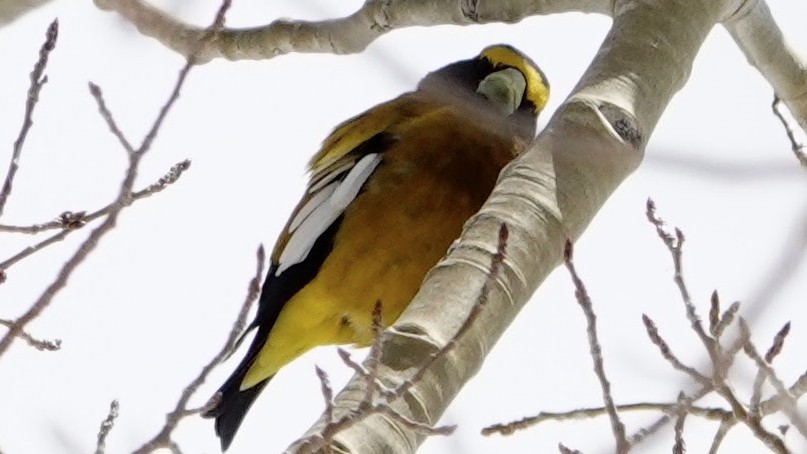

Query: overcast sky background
[1,1,806,453]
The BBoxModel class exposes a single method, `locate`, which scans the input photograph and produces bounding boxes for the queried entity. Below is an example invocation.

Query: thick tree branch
[0,0,55,26]
[724,0,807,132]
[94,0,807,137]
[93,0,613,63]
[287,0,739,452]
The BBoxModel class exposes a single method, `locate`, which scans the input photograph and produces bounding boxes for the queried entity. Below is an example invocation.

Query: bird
[203,44,549,451]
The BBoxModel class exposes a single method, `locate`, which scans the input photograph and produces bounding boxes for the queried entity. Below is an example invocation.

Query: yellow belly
[241,110,514,390]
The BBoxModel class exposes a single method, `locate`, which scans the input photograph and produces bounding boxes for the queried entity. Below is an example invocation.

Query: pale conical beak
[476,67,527,116]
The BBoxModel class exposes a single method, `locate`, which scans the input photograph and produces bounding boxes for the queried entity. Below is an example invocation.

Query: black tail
[202,221,345,450]
[203,369,273,451]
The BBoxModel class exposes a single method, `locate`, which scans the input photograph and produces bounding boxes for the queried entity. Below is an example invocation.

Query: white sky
[0,1,806,453]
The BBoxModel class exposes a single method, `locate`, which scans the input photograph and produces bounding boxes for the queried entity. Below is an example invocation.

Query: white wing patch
[276,153,382,275]
[288,184,337,232]
[308,161,353,194]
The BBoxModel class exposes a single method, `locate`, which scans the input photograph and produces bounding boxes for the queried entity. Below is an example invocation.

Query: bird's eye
[475,67,527,116]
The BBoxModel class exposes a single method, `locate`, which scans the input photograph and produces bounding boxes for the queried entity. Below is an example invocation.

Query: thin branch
[314,365,336,454]
[0,159,190,235]
[362,301,384,405]
[775,363,807,412]
[0,229,70,272]
[646,198,718,363]
[483,397,730,436]
[642,313,710,385]
[740,319,807,439]
[134,244,263,454]
[563,240,629,453]
[88,82,134,154]
[628,385,714,445]
[647,201,790,453]
[0,318,60,351]
[315,366,334,427]
[0,19,58,217]
[94,400,120,454]
[764,321,790,364]
[0,0,229,359]
[751,321,791,417]
[673,393,689,454]
[771,96,807,169]
[558,444,582,454]
[708,290,721,337]
[714,301,741,340]
[136,1,229,153]
[93,0,612,63]
[486,200,806,453]
[0,159,189,274]
[708,417,735,454]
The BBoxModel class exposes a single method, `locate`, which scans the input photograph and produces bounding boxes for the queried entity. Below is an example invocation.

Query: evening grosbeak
[203,44,550,450]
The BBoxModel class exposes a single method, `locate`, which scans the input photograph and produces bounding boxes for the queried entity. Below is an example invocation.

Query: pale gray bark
[0,0,54,25]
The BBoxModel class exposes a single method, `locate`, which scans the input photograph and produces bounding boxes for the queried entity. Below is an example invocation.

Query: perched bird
[203,44,549,451]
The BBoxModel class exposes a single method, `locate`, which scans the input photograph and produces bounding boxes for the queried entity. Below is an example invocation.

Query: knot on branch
[368,1,393,32]
[461,0,480,23]
[58,211,87,230]
[598,102,642,149]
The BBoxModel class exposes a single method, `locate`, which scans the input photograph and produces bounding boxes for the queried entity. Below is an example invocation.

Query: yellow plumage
[204,44,549,451]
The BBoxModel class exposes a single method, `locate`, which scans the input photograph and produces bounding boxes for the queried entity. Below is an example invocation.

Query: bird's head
[417,44,550,141]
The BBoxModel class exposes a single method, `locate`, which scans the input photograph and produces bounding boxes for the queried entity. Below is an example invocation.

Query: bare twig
[646,198,718,363]
[0,159,190,235]
[0,0,229,359]
[0,319,60,351]
[0,20,58,218]
[558,444,582,454]
[563,240,629,453]
[134,243,263,454]
[642,313,710,385]
[740,319,807,440]
[764,322,790,364]
[483,394,729,436]
[335,348,395,399]
[315,366,334,426]
[314,365,336,454]
[628,386,714,445]
[0,229,70,273]
[673,393,689,454]
[94,400,120,454]
[0,159,190,274]
[362,301,384,405]
[714,301,741,340]
[646,202,789,454]
[708,417,735,454]
[709,290,721,337]
[771,96,807,169]
[751,322,791,416]
[487,200,807,453]
[88,82,134,154]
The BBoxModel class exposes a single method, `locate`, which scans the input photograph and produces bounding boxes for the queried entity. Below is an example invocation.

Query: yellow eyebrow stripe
[481,45,549,113]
